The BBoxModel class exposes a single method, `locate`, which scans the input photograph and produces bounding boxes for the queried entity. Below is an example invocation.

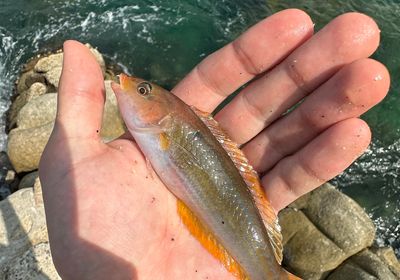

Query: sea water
[0,0,398,257]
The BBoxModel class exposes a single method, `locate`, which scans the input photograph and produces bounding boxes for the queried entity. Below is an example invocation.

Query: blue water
[0,0,399,256]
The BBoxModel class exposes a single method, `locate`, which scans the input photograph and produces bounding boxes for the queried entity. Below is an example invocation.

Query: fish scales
[158,112,278,279]
[112,74,300,280]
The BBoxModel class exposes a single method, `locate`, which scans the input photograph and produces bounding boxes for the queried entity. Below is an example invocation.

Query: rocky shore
[0,48,399,279]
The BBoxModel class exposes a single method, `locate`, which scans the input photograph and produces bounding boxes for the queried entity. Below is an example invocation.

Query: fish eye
[137,82,152,96]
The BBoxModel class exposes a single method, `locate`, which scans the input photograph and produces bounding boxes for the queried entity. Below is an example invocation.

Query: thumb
[56,40,105,140]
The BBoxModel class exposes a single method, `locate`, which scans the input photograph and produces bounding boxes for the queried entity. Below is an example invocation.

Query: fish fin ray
[191,106,284,264]
[284,269,303,280]
[177,200,248,279]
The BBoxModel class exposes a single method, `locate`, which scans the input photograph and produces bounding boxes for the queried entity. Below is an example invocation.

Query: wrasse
[112,74,301,280]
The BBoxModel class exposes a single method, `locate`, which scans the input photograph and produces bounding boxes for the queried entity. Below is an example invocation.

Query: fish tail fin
[282,269,302,280]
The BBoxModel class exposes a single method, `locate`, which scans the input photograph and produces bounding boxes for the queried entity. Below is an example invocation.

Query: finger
[56,40,105,139]
[216,13,380,144]
[244,58,390,172]
[262,118,371,212]
[172,9,314,111]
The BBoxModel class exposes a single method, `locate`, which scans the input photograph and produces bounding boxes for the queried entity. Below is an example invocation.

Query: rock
[86,43,106,74]
[25,82,47,100]
[101,80,126,140]
[8,93,58,173]
[33,45,105,90]
[280,183,375,277]
[16,93,57,129]
[279,208,341,279]
[33,177,43,206]
[370,247,400,278]
[327,249,399,280]
[104,69,118,81]
[7,82,125,172]
[4,170,19,193]
[0,185,59,279]
[34,53,63,73]
[303,184,375,252]
[7,122,54,173]
[0,185,11,201]
[0,153,18,199]
[0,151,13,171]
[1,242,61,280]
[18,171,39,190]
[8,83,48,129]
[0,152,14,200]
[44,67,62,88]
[16,70,46,94]
[0,188,48,268]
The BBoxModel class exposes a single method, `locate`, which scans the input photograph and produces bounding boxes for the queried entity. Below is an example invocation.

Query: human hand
[39,9,389,280]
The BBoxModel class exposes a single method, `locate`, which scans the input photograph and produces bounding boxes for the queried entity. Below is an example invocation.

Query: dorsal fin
[177,200,249,279]
[191,106,283,264]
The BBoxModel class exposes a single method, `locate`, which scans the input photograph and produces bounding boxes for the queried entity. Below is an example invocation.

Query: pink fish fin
[191,106,284,265]
[177,200,249,279]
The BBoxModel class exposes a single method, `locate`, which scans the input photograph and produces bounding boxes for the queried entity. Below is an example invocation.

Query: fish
[111,74,302,280]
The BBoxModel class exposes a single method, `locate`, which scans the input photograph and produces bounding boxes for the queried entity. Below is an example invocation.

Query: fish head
[112,74,172,132]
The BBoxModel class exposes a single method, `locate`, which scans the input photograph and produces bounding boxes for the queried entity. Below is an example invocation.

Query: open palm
[39,10,389,280]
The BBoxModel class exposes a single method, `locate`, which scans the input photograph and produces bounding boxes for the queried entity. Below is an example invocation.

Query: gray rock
[86,43,106,75]
[34,53,63,73]
[303,184,375,254]
[4,170,19,193]
[0,168,19,198]
[0,184,59,279]
[102,80,126,140]
[34,45,105,90]
[7,122,54,173]
[370,247,400,278]
[25,82,47,100]
[16,93,57,130]
[44,67,62,88]
[19,171,39,190]
[327,249,399,280]
[0,188,48,268]
[0,151,13,171]
[0,152,14,200]
[33,177,43,206]
[0,186,11,200]
[280,183,376,277]
[1,242,61,280]
[9,83,48,129]
[16,70,46,94]
[280,208,344,278]
[7,82,125,172]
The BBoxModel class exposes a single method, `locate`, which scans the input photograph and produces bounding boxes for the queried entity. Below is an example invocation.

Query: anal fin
[177,200,248,279]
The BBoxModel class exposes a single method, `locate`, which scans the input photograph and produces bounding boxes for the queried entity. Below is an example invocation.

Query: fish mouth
[119,73,130,90]
[111,73,133,95]
[110,80,122,95]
